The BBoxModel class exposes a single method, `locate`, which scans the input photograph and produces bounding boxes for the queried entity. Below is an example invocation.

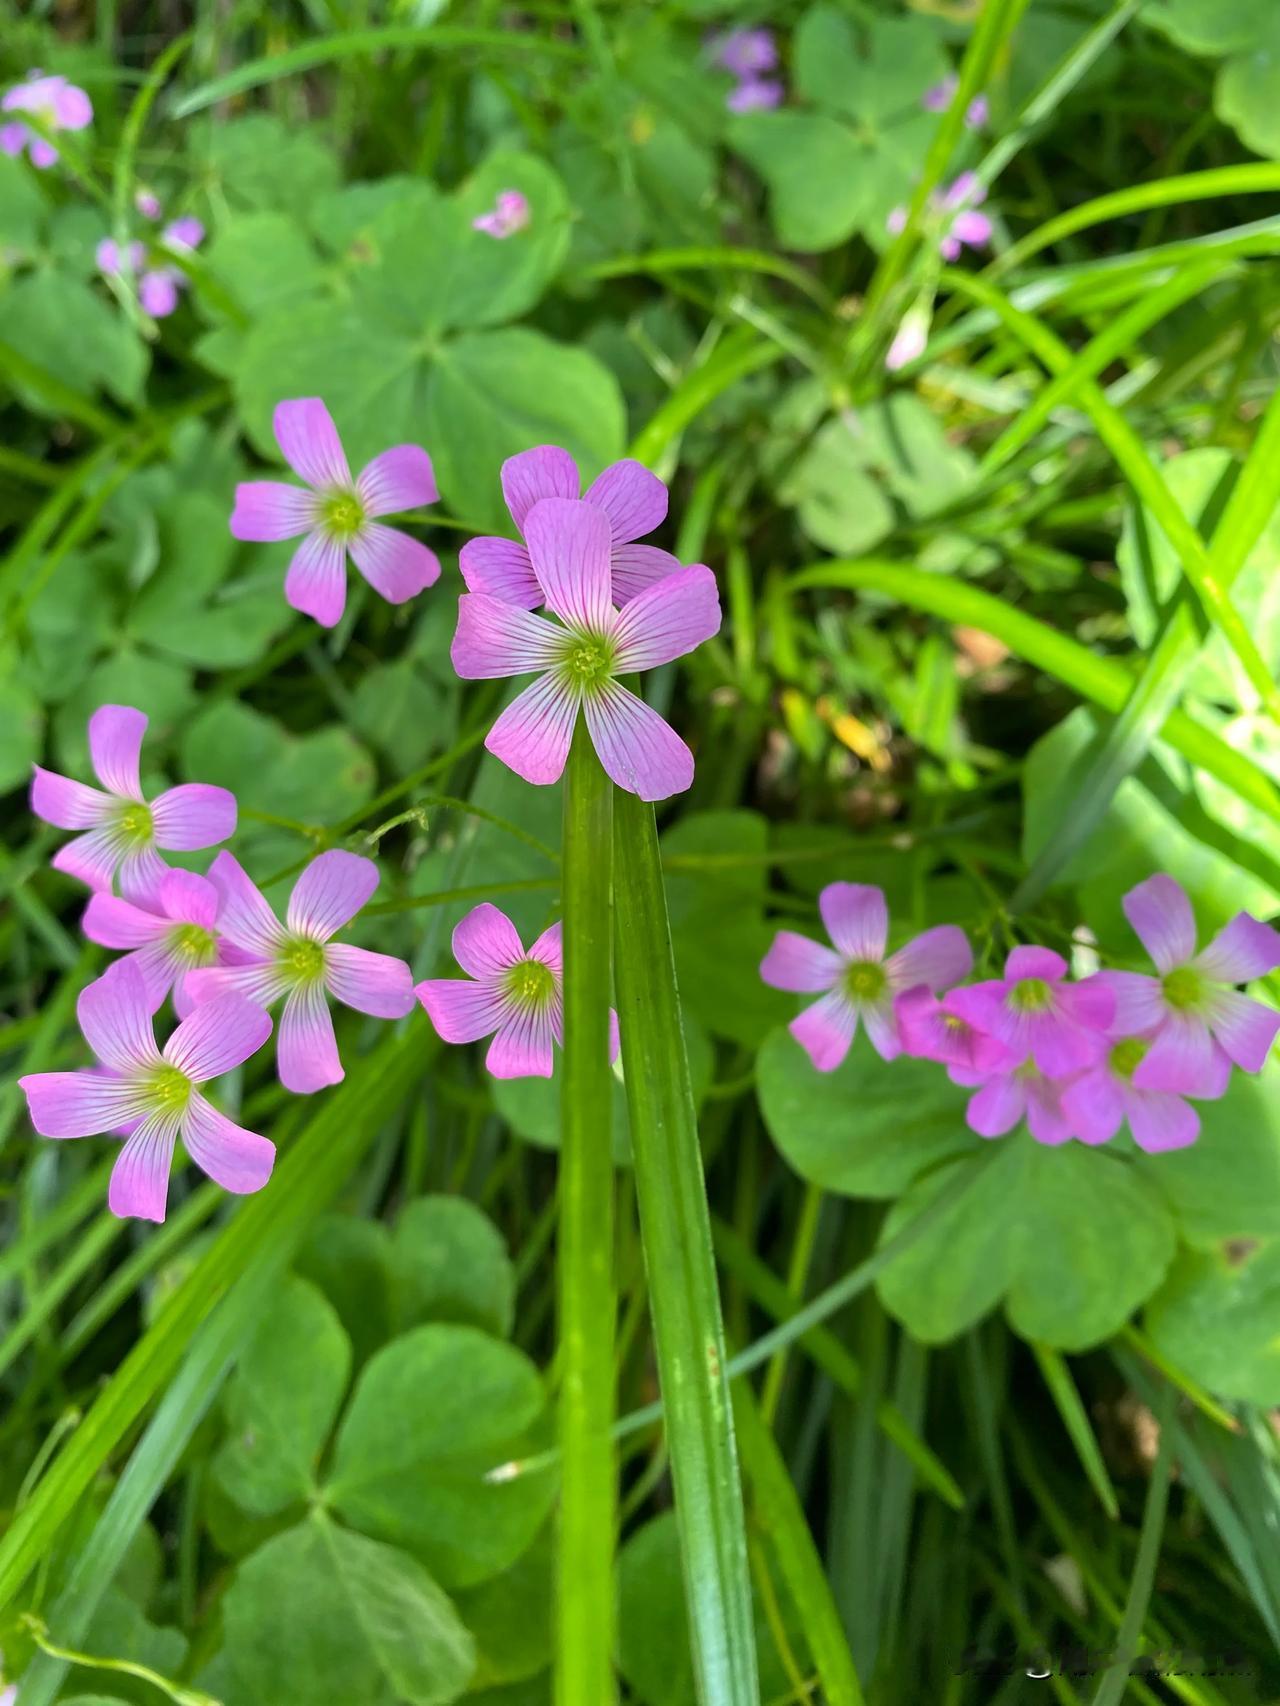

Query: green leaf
[876,1140,1177,1349]
[214,1276,352,1516]
[1136,1063,1280,1248]
[295,1214,395,1369]
[794,8,945,122]
[0,672,44,794]
[222,1512,475,1706]
[205,114,341,213]
[729,112,869,252]
[757,1027,975,1199]
[0,152,47,250]
[1142,0,1259,55]
[1216,17,1280,161]
[327,1324,554,1588]
[350,659,450,774]
[203,211,328,317]
[452,1524,553,1689]
[2,271,147,408]
[1145,1241,1280,1404]
[82,1585,187,1682]
[391,1195,516,1338]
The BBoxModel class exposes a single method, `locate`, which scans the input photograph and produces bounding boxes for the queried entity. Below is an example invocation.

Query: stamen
[281,936,328,983]
[844,960,886,1002]
[505,958,555,1008]
[1009,977,1052,1013]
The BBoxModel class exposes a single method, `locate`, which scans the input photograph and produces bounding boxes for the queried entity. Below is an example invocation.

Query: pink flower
[760,883,972,1072]
[1060,1032,1200,1154]
[1094,874,1280,1097]
[97,217,204,318]
[887,172,992,260]
[1,72,92,168]
[416,902,619,1079]
[135,187,162,219]
[886,304,930,372]
[709,28,778,77]
[184,850,415,1095]
[895,985,1012,1075]
[19,960,274,1223]
[472,189,530,239]
[229,398,440,629]
[952,1058,1075,1146]
[726,78,784,112]
[30,704,236,906]
[946,946,1113,1078]
[82,868,241,1017]
[921,74,988,129]
[460,445,682,611]
[452,497,721,801]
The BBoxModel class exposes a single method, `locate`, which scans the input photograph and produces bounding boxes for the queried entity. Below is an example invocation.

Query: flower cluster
[888,172,992,261]
[97,202,205,319]
[1,71,92,167]
[709,27,783,112]
[761,875,1280,1154]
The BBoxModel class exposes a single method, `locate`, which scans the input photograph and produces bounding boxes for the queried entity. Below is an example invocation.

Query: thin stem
[557,727,617,1706]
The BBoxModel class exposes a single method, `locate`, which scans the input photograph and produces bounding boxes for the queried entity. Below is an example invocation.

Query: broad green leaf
[876,1139,1177,1349]
[1137,1063,1280,1249]
[1144,0,1259,54]
[82,1586,187,1683]
[1216,18,1280,161]
[448,151,572,329]
[203,211,328,316]
[0,152,46,249]
[1146,1242,1280,1404]
[391,1195,516,1338]
[729,112,869,252]
[214,1276,352,1516]
[794,8,945,122]
[757,1027,976,1199]
[453,1524,553,1689]
[53,653,194,771]
[295,1214,395,1369]
[0,673,44,794]
[2,270,147,407]
[206,114,342,213]
[350,659,451,773]
[327,1324,554,1588]
[223,1513,475,1706]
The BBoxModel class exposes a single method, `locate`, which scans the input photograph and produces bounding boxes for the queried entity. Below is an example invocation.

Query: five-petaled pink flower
[1060,1026,1200,1154]
[97,216,204,319]
[947,946,1113,1078]
[895,985,1012,1076]
[951,1057,1075,1147]
[760,882,972,1072]
[460,446,682,611]
[185,850,415,1095]
[473,189,530,239]
[31,704,236,905]
[230,398,440,629]
[709,27,777,77]
[82,868,237,1017]
[416,902,618,1078]
[1,72,92,168]
[452,496,721,800]
[19,960,275,1223]
[888,172,992,260]
[1095,874,1280,1096]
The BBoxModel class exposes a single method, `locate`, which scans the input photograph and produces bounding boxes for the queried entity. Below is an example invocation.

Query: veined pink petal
[1123,874,1195,974]
[78,963,162,1073]
[52,829,121,892]
[819,883,887,963]
[487,1002,556,1078]
[458,537,541,609]
[181,1093,275,1195]
[19,1070,148,1137]
[1005,944,1067,983]
[109,1111,181,1222]
[789,989,858,1072]
[523,498,613,633]
[278,982,342,1093]
[895,987,1011,1073]
[348,523,440,605]
[140,271,180,318]
[582,681,694,801]
[285,529,348,628]
[206,852,286,957]
[760,930,842,993]
[31,767,114,829]
[287,850,378,941]
[122,939,189,1013]
[886,924,972,993]
[230,480,317,542]
[185,961,291,1008]
[611,565,722,672]
[452,594,565,679]
[966,1075,1024,1138]
[501,446,579,531]
[325,944,415,1018]
[453,903,526,978]
[88,704,146,800]
[583,459,668,544]
[1131,1011,1224,1096]
[416,977,507,1044]
[118,843,169,909]
[1026,1007,1102,1078]
[1055,975,1114,1033]
[1205,989,1280,1074]
[1123,1087,1199,1153]
[486,673,580,787]
[862,997,902,1061]
[1091,969,1163,1035]
[1194,912,1280,984]
[1024,1076,1073,1145]
[152,783,236,851]
[528,919,563,975]
[160,868,219,928]
[357,445,438,516]
[164,993,272,1082]
[610,543,681,605]
[82,892,169,949]
[1060,1065,1124,1145]
[273,398,351,490]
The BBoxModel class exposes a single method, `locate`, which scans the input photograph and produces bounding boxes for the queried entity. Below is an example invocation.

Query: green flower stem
[558,725,618,1706]
[612,787,759,1705]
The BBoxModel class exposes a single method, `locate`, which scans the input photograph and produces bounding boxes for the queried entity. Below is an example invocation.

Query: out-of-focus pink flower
[952,1057,1075,1146]
[135,187,162,219]
[727,77,784,112]
[1,72,92,168]
[709,27,778,77]
[896,985,1013,1075]
[887,172,992,260]
[946,945,1113,1078]
[886,304,930,372]
[83,868,242,1018]
[473,189,530,239]
[97,216,205,318]
[922,74,987,129]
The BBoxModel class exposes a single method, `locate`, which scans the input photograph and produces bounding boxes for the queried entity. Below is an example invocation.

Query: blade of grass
[1029,1342,1119,1519]
[577,246,832,308]
[628,329,785,471]
[1089,1389,1173,1706]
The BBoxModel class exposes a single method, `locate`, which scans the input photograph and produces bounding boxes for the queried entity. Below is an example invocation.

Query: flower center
[147,1064,192,1111]
[172,923,216,964]
[844,960,886,1002]
[323,491,365,539]
[1009,977,1052,1013]
[1162,967,1204,1011]
[1109,1038,1148,1080]
[116,802,153,844]
[560,634,616,694]
[505,957,555,1008]
[280,935,328,983]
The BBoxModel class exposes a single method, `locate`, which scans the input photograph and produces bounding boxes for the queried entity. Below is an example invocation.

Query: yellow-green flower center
[560,634,616,693]
[1109,1038,1148,1079]
[116,802,153,844]
[1009,977,1052,1013]
[147,1064,192,1111]
[323,491,365,539]
[505,957,555,1007]
[281,935,328,983]
[172,923,216,963]
[1162,966,1204,1011]
[844,960,886,1002]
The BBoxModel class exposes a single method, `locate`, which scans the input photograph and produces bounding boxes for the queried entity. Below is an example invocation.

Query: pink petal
[486,673,580,787]
[1131,1012,1225,1096]
[152,783,236,851]
[1026,1009,1101,1078]
[486,1003,556,1078]
[1060,1065,1124,1145]
[818,883,887,962]
[950,210,992,247]
[82,893,169,949]
[0,123,27,157]
[966,1075,1023,1138]
[160,868,219,929]
[583,459,668,545]
[108,1113,180,1222]
[1123,1086,1199,1154]
[501,446,579,531]
[862,997,902,1061]
[886,924,972,993]
[118,843,170,908]
[348,524,440,605]
[52,81,93,129]
[164,993,273,1082]
[139,271,180,318]
[186,962,290,1008]
[356,445,438,517]
[611,565,722,672]
[942,171,984,210]
[230,481,317,542]
[528,919,563,975]
[285,529,348,628]
[610,544,681,605]
[1090,970,1164,1035]
[1005,944,1067,983]
[582,681,694,801]
[453,903,526,978]
[1194,913,1280,985]
[789,990,858,1072]
[206,852,285,956]
[273,398,351,490]
[278,982,343,1093]
[1055,974,1115,1032]
[181,1093,275,1195]
[939,235,961,262]
[287,850,379,941]
[78,963,161,1072]
[1024,1077,1074,1145]
[1205,990,1280,1074]
[325,944,415,1018]
[1123,874,1195,974]
[415,977,507,1044]
[119,940,189,1013]
[163,215,204,250]
[29,138,59,169]
[523,498,613,632]
[19,1070,148,1137]
[31,767,113,829]
[458,537,541,609]
[759,930,842,993]
[88,704,146,800]
[452,594,564,679]
[52,829,120,892]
